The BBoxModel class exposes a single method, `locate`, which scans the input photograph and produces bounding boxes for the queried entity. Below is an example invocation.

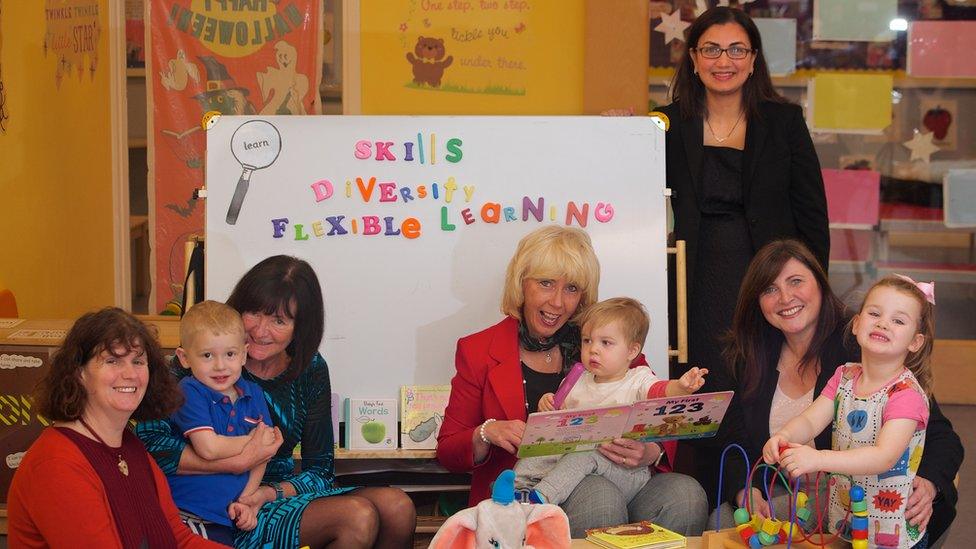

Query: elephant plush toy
[429,469,571,548]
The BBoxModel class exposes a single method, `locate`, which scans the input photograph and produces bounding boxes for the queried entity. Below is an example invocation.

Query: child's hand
[762,434,790,464]
[678,367,708,394]
[538,393,555,412]
[228,501,258,531]
[780,443,823,478]
[736,488,771,519]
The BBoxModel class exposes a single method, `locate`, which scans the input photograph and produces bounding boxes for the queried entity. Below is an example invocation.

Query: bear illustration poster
[148,0,322,313]
[356,0,585,114]
[918,97,957,152]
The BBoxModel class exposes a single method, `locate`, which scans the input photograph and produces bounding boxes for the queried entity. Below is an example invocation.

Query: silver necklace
[706,111,744,143]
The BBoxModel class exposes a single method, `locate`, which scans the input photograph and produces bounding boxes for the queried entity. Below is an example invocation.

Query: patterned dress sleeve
[134,359,192,475]
[284,354,338,493]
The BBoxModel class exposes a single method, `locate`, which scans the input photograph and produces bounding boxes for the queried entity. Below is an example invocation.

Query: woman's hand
[779,444,823,479]
[598,438,655,468]
[538,393,556,412]
[905,476,936,532]
[736,488,771,518]
[762,434,790,464]
[480,419,525,455]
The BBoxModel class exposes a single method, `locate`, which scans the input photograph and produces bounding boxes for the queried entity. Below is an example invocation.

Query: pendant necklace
[706,110,744,143]
[79,417,129,477]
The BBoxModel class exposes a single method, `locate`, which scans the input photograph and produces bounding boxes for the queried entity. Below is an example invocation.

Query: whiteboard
[205,116,668,399]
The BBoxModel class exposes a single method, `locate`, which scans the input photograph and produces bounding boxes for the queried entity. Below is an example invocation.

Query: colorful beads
[849,484,869,544]
[734,507,751,526]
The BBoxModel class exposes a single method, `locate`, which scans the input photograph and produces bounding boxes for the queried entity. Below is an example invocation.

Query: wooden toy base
[701,528,849,549]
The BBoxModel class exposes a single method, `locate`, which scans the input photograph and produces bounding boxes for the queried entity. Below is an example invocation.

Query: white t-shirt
[563,366,663,409]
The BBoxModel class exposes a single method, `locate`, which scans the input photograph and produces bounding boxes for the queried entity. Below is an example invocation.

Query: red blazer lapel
[485,317,527,422]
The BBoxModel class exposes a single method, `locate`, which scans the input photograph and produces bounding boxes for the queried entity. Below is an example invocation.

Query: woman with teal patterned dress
[136,255,416,548]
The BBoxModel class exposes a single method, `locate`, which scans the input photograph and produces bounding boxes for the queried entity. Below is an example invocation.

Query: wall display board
[205,116,668,398]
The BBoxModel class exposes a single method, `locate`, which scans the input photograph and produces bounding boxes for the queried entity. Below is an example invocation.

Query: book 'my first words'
[400,385,451,449]
[344,398,398,450]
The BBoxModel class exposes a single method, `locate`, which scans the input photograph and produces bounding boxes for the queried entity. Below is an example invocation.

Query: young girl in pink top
[763,275,935,549]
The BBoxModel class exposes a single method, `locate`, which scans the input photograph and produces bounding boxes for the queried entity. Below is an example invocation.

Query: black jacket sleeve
[918,396,962,541]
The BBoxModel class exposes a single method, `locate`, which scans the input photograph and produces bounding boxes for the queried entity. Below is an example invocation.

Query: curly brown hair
[35,308,183,422]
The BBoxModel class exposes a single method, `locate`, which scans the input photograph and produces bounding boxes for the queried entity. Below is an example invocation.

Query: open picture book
[516,391,734,458]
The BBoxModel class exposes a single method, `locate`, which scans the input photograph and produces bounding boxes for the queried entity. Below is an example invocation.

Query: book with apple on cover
[516,391,733,458]
[344,398,398,450]
[585,521,686,549]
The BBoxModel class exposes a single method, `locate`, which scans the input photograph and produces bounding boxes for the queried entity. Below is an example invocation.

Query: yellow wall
[0,1,116,317]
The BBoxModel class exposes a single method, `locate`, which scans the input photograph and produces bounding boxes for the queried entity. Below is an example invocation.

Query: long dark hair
[670,7,787,120]
[724,240,846,401]
[227,255,324,380]
[36,307,183,422]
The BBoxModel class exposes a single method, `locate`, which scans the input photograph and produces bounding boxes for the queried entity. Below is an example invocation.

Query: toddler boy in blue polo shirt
[166,300,273,537]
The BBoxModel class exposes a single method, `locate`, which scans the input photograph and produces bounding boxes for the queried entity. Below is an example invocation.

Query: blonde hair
[500,226,600,320]
[854,276,935,394]
[577,297,649,352]
[180,300,246,348]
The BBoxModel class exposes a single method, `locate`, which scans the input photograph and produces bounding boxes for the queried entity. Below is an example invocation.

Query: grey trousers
[531,451,650,505]
[560,471,708,539]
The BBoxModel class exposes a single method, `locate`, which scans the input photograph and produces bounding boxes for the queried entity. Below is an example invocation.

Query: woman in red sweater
[7,308,222,548]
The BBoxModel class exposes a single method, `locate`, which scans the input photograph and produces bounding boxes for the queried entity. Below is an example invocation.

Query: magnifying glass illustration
[226,120,282,225]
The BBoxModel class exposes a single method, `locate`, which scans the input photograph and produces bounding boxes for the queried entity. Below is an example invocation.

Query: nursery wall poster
[358,0,585,114]
[148,0,322,312]
[44,0,102,87]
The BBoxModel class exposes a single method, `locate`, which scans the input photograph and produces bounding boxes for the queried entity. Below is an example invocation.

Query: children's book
[399,385,451,449]
[344,398,398,450]
[585,521,686,549]
[516,391,733,458]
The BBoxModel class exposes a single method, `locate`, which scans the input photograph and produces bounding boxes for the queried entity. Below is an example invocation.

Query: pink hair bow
[894,274,935,305]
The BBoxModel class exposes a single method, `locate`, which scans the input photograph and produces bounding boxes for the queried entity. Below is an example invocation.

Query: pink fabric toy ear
[524,503,572,548]
[428,507,477,549]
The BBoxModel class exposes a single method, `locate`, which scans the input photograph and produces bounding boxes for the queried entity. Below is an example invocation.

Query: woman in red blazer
[437,226,708,538]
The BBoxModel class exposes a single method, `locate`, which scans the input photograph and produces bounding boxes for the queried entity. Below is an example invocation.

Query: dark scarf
[517,319,581,372]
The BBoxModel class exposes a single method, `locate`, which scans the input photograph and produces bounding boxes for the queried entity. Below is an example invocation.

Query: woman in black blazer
[711,240,961,544]
[661,7,829,382]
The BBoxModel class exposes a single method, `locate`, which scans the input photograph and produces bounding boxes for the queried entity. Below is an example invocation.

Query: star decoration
[399,22,408,32]
[655,9,690,46]
[903,131,940,163]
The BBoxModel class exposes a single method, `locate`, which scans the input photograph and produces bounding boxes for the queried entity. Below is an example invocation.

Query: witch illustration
[193,56,256,115]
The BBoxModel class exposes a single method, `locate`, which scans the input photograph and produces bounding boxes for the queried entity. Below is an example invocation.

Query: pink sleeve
[883,389,929,430]
[819,365,847,400]
[647,380,668,399]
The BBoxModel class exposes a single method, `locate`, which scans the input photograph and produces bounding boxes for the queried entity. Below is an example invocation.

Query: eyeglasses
[693,46,755,60]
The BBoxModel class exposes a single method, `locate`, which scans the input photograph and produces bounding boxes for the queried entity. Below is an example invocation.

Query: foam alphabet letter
[481,203,501,223]
[362,216,382,235]
[374,142,396,161]
[311,179,334,202]
[354,140,372,159]
[440,206,456,231]
[445,137,463,163]
[271,218,289,238]
[594,202,615,223]
[402,217,421,239]
[378,182,398,202]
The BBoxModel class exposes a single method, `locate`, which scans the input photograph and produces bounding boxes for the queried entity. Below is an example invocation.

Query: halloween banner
[149,0,322,312]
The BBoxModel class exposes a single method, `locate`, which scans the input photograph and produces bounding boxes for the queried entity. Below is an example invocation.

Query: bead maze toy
[701,444,858,549]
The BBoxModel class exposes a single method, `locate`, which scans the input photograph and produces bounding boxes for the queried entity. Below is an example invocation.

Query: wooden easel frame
[667,240,688,364]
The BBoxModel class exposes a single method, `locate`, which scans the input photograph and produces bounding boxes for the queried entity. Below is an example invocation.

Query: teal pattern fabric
[136,353,355,548]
